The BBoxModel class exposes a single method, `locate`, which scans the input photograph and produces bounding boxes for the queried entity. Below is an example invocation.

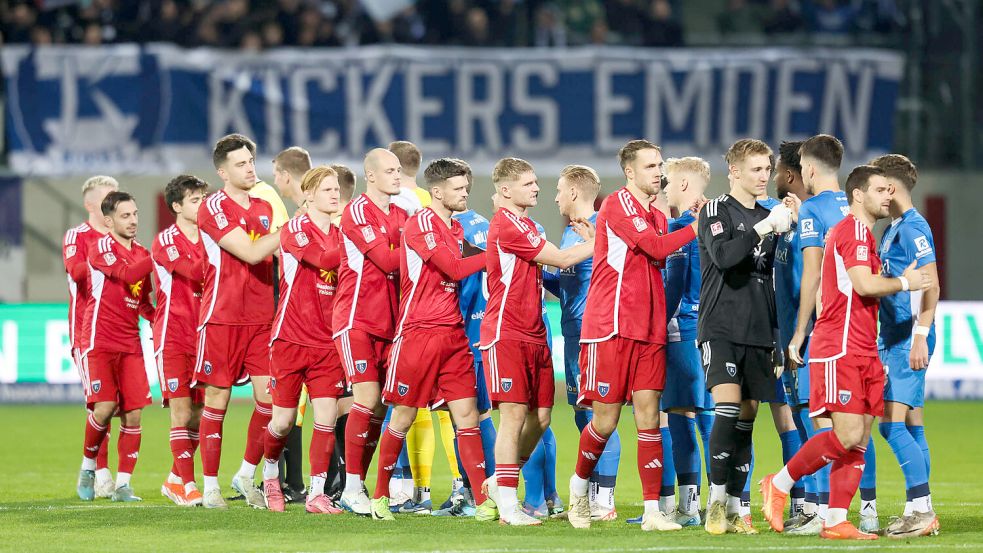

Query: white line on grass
[294,545,976,553]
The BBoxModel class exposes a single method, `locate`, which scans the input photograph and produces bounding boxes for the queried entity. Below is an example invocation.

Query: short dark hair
[212,133,256,169]
[845,165,885,205]
[800,134,844,172]
[388,141,421,175]
[869,154,918,191]
[164,175,208,215]
[330,164,356,203]
[424,158,471,188]
[446,157,473,191]
[778,140,803,174]
[101,191,136,216]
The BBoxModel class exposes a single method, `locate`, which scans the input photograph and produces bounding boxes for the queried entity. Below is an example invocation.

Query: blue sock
[542,427,558,498]
[907,425,930,478]
[660,426,676,499]
[741,445,754,503]
[697,410,714,482]
[813,427,831,507]
[479,417,496,476]
[667,413,699,482]
[794,408,817,503]
[881,422,930,500]
[779,429,805,499]
[594,428,621,487]
[522,438,546,508]
[574,409,591,432]
[397,443,412,481]
[859,436,877,502]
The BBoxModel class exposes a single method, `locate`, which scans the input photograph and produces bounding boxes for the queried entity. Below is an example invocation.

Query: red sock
[83,413,109,460]
[787,430,848,481]
[117,425,142,475]
[497,463,520,489]
[169,427,195,484]
[243,402,273,465]
[309,423,335,479]
[373,427,407,499]
[829,446,866,510]
[345,403,373,478]
[637,428,663,501]
[264,424,290,467]
[575,422,608,479]
[199,407,225,478]
[456,427,488,503]
[360,415,385,480]
[96,423,111,470]
[189,430,200,454]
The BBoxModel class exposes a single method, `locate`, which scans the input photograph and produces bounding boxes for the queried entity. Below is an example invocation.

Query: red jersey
[332,194,407,340]
[272,215,342,346]
[83,234,154,353]
[152,224,204,356]
[197,190,275,327]
[810,214,881,361]
[63,222,104,350]
[396,208,485,336]
[581,188,695,344]
[479,208,547,348]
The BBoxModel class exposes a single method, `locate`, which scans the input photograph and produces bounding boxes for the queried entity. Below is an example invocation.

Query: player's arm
[542,267,561,297]
[427,245,486,280]
[532,240,593,270]
[901,226,941,370]
[698,204,758,269]
[215,227,281,265]
[847,261,930,297]
[90,249,154,285]
[63,236,89,282]
[139,278,155,322]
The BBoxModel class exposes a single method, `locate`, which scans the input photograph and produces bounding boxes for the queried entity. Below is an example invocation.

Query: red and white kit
[152,224,204,405]
[478,208,553,408]
[63,223,105,370]
[809,214,884,417]
[269,215,345,408]
[193,190,275,388]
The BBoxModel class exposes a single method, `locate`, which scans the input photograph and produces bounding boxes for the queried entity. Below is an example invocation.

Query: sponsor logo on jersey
[103,252,117,265]
[597,382,610,397]
[259,215,270,230]
[838,390,852,405]
[632,216,648,232]
[91,380,101,393]
[203,361,212,375]
[166,245,180,261]
[362,226,376,243]
[66,245,77,258]
[725,362,737,377]
[856,245,869,261]
[800,219,815,236]
[425,232,437,250]
[526,233,542,247]
[214,212,229,229]
[501,378,513,392]
[355,360,367,374]
[167,378,179,393]
[398,382,409,396]
[295,231,309,247]
[914,236,932,258]
[129,280,143,298]
[710,221,724,236]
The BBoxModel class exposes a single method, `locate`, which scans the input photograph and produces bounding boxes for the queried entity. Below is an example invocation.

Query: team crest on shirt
[710,222,724,236]
[598,382,610,397]
[632,217,648,232]
[295,232,309,247]
[362,227,376,243]
[725,362,737,377]
[425,232,437,250]
[838,390,852,405]
[270,378,277,389]
[103,252,117,265]
[214,212,229,229]
[501,378,513,392]
[259,216,271,230]
[398,382,409,396]
[355,360,368,374]
[91,380,102,393]
[203,361,213,375]
[166,245,180,262]
[66,245,77,258]
[856,246,869,261]
[167,378,179,393]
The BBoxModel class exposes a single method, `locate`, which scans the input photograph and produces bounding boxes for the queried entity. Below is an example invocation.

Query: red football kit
[478,208,553,408]
[193,190,275,388]
[578,188,695,405]
[80,233,154,412]
[152,224,204,404]
[64,222,104,370]
[269,215,345,408]
[809,214,884,417]
[331,194,407,386]
[383,208,485,409]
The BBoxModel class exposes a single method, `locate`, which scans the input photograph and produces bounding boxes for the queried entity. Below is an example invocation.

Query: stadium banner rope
[0,302,981,403]
[2,45,902,176]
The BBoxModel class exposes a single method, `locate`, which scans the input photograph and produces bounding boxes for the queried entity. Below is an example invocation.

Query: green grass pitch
[2,400,982,552]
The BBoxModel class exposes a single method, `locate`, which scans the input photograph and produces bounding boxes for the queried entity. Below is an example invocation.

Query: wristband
[898,276,910,291]
[914,325,930,337]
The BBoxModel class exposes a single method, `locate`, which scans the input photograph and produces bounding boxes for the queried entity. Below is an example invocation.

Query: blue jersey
[532,220,554,345]
[878,208,937,351]
[774,220,803,352]
[454,209,489,356]
[757,197,781,210]
[665,211,699,342]
[543,214,596,338]
[798,190,849,250]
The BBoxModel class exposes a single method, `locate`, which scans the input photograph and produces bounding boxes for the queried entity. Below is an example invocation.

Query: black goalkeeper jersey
[696,194,779,348]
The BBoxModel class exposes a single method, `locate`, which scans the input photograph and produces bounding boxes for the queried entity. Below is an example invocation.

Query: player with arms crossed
[870,154,941,538]
[761,165,932,539]
[77,191,155,503]
[194,134,282,509]
[153,175,208,506]
[69,176,119,500]
[480,157,594,526]
[566,140,701,532]
[333,149,408,515]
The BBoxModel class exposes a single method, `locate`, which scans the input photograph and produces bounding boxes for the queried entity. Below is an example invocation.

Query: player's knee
[834,425,865,450]
[91,403,116,424]
[170,408,192,428]
[120,408,142,427]
[269,414,294,436]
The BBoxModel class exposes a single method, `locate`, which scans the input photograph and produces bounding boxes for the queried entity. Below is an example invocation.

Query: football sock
[881,421,930,513]
[117,425,141,480]
[659,425,676,511]
[116,471,131,489]
[726,493,741,517]
[393,444,412,498]
[437,411,461,481]
[456,427,488,503]
[859,437,877,516]
[574,409,591,432]
[522,437,547,507]
[573,422,607,494]
[542,426,558,498]
[728,420,753,501]
[779,429,805,504]
[263,425,289,480]
[96,425,111,471]
[374,427,407,499]
[344,403,373,492]
[361,415,384,482]
[637,428,663,501]
[479,417,497,476]
[792,408,816,512]
[309,423,335,496]
[829,446,866,514]
[739,444,754,517]
[283,424,304,490]
[496,464,520,519]
[241,402,272,476]
[169,426,195,486]
[407,409,435,497]
[774,430,846,494]
[668,413,699,514]
[907,425,930,478]
[810,423,833,514]
[594,428,620,509]
[199,407,225,489]
[696,409,714,478]
[708,403,740,492]
[82,413,109,465]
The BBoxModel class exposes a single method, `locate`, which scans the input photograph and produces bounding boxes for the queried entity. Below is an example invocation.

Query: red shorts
[578,337,666,406]
[334,329,390,386]
[193,323,270,388]
[81,350,151,412]
[383,328,476,409]
[156,350,204,406]
[270,340,346,408]
[809,354,885,418]
[481,339,554,409]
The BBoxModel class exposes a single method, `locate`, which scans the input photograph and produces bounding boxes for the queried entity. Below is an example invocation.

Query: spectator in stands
[533,4,567,47]
[764,0,805,34]
[804,0,857,34]
[642,0,684,47]
[605,0,644,45]
[717,0,767,35]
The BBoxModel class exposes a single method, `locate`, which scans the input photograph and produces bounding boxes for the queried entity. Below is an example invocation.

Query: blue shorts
[661,340,709,411]
[474,358,491,412]
[794,341,812,406]
[881,345,928,408]
[563,337,581,406]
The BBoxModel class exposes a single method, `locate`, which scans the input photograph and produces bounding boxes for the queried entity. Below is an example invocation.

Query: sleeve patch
[856,245,868,261]
[166,245,180,262]
[214,212,229,230]
[361,226,376,243]
[103,252,117,265]
[710,221,724,236]
[295,231,310,247]
[66,245,77,259]
[526,232,542,247]
[914,236,932,258]
[800,218,816,238]
[632,216,648,232]
[424,232,437,250]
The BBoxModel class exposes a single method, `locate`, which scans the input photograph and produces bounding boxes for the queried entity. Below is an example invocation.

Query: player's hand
[766,204,793,234]
[902,261,931,291]
[571,218,595,240]
[910,335,930,371]
[772,348,784,379]
[787,331,805,365]
[783,193,801,223]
